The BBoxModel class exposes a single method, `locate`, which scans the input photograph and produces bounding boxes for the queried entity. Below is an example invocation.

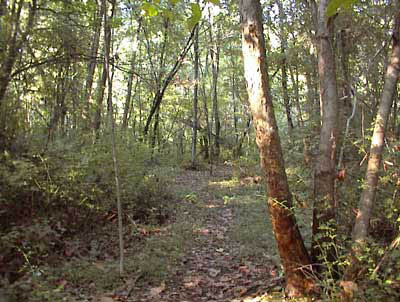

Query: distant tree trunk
[0,0,37,106]
[311,0,339,270]
[122,62,135,129]
[232,72,239,145]
[239,0,315,296]
[277,0,294,135]
[209,14,220,157]
[201,67,212,163]
[233,115,251,158]
[94,59,107,136]
[83,0,105,123]
[305,68,316,121]
[289,65,304,127]
[122,18,142,130]
[191,22,199,167]
[344,9,400,286]
[94,0,114,138]
[143,25,197,136]
[47,64,68,144]
[151,106,160,153]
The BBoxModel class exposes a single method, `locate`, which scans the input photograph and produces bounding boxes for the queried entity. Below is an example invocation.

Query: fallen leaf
[100,297,114,302]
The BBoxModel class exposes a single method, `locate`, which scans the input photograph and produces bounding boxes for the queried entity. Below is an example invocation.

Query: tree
[344,6,400,289]
[310,0,339,270]
[239,0,315,296]
[83,0,106,126]
[209,10,221,157]
[191,17,200,167]
[0,0,37,106]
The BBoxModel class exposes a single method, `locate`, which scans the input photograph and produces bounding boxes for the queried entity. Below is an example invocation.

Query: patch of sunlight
[285,166,299,176]
[232,291,286,302]
[205,204,222,208]
[208,178,239,188]
[194,228,212,235]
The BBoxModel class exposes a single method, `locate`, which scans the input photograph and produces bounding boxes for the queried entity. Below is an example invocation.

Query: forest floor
[115,165,285,302]
[3,164,298,302]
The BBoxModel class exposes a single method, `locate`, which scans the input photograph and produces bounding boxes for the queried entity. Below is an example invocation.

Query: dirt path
[129,166,282,302]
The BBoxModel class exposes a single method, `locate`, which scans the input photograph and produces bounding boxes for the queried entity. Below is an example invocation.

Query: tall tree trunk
[344,8,400,286]
[277,0,294,135]
[83,0,105,124]
[232,72,239,146]
[191,21,199,167]
[209,14,220,157]
[239,0,315,296]
[94,58,107,135]
[122,17,142,129]
[289,65,304,127]
[47,64,68,144]
[93,0,113,138]
[311,0,339,270]
[0,0,37,106]
[201,63,212,163]
[103,0,123,275]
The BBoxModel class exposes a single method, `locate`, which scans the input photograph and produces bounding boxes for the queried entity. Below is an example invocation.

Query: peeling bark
[239,0,315,296]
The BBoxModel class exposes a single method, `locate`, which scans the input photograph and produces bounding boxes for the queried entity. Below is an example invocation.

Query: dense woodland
[0,0,399,301]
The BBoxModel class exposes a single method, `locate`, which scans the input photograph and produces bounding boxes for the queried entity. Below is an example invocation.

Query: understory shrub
[0,135,176,287]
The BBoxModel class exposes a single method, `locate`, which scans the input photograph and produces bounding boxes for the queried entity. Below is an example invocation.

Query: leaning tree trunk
[239,0,315,296]
[344,8,400,288]
[311,0,339,270]
[143,25,197,136]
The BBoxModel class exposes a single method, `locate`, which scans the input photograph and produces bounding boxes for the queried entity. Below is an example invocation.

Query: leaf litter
[125,165,283,302]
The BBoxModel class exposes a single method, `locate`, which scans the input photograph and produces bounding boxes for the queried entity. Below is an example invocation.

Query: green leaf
[190,3,201,21]
[142,3,158,17]
[186,3,201,30]
[206,0,220,4]
[168,0,180,5]
[326,0,357,17]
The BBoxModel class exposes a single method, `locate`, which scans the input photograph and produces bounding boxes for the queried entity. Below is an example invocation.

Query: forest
[0,0,399,301]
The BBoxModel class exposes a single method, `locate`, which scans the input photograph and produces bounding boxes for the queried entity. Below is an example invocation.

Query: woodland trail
[128,165,282,302]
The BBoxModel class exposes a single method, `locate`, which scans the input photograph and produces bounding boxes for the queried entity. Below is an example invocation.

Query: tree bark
[239,0,315,296]
[0,0,37,106]
[122,19,142,129]
[94,57,107,135]
[311,0,339,269]
[143,25,197,136]
[277,0,294,134]
[289,65,304,127]
[191,21,199,167]
[209,15,221,157]
[83,0,105,123]
[93,0,110,137]
[345,8,400,284]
